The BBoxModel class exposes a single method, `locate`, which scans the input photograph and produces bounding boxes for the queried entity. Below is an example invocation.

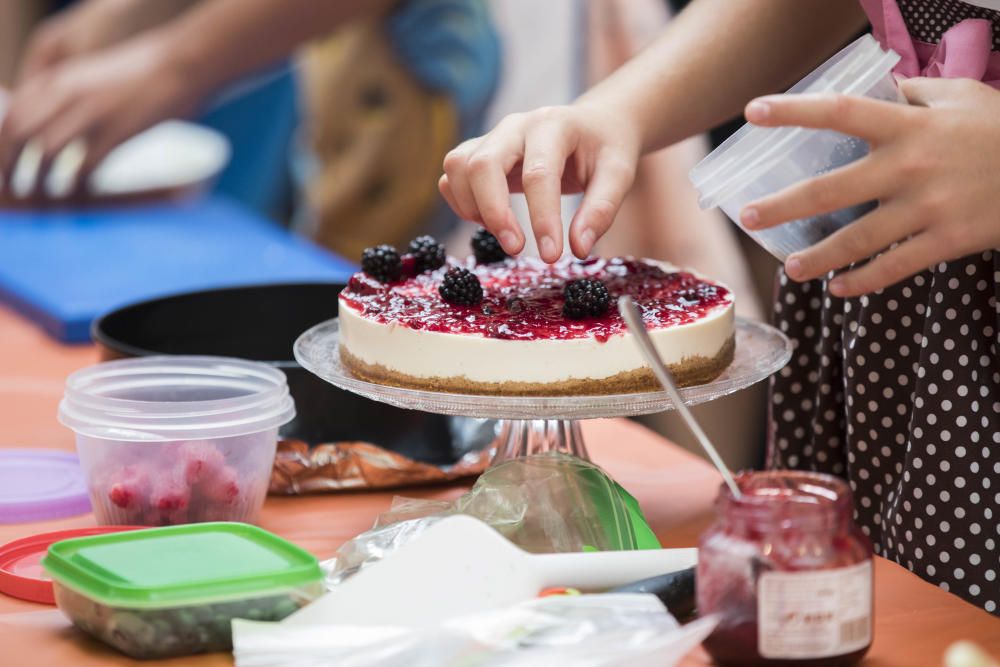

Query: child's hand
[439,105,642,262]
[741,77,1000,297]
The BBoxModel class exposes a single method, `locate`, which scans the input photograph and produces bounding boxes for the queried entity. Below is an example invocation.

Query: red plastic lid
[0,526,145,604]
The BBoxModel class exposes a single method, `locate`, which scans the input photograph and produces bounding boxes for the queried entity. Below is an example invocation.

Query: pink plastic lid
[0,450,91,524]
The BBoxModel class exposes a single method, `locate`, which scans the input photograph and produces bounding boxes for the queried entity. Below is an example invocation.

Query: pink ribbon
[860,0,1000,87]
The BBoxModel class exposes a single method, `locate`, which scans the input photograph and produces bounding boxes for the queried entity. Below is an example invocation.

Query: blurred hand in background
[1,0,204,199]
[0,0,394,200]
[1,27,200,198]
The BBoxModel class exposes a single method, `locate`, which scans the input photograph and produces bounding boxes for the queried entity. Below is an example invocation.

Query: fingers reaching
[439,105,639,262]
[442,138,487,223]
[468,116,531,254]
[521,118,577,262]
[569,154,634,259]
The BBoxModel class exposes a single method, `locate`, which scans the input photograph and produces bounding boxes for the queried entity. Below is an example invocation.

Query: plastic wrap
[328,453,660,586]
[232,594,718,667]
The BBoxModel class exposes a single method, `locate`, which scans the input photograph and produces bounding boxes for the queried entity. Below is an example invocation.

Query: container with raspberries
[42,523,323,659]
[58,357,295,527]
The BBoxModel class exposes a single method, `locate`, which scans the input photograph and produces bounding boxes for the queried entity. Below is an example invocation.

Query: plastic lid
[690,34,900,209]
[0,450,91,523]
[42,522,321,608]
[0,526,144,604]
[58,356,295,442]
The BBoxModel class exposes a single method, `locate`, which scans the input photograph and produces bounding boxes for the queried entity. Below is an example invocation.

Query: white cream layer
[338,297,734,384]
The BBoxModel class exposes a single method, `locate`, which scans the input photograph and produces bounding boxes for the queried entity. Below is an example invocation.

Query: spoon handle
[617,296,742,499]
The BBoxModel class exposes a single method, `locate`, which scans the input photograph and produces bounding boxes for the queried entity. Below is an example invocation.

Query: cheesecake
[337,253,735,396]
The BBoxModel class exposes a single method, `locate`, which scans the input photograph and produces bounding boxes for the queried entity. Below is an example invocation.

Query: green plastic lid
[42,523,321,609]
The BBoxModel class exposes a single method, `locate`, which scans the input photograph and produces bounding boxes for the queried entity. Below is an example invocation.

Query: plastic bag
[232,594,718,667]
[328,453,661,585]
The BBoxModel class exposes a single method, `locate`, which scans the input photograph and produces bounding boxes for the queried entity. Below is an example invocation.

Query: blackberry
[471,228,509,264]
[408,235,446,272]
[439,267,483,306]
[360,245,401,282]
[563,278,611,319]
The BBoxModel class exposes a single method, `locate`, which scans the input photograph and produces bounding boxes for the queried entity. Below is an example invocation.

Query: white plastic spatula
[287,515,697,628]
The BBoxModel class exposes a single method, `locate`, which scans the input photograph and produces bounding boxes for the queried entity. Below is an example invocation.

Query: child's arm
[157,0,401,108]
[16,0,198,81]
[440,0,867,262]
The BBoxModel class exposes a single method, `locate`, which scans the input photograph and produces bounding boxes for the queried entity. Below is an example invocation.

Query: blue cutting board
[0,197,356,342]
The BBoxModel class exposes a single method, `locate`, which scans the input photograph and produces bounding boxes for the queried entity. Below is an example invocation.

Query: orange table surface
[0,304,997,667]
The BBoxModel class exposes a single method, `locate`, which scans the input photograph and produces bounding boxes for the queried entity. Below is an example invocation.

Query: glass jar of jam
[698,471,873,667]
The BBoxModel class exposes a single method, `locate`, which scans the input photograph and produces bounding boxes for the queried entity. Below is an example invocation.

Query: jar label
[758,560,872,659]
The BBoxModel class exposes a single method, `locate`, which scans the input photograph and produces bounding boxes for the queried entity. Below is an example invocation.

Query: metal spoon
[618,296,742,499]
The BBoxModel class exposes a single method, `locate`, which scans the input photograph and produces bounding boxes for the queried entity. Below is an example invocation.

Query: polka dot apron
[770,0,1000,615]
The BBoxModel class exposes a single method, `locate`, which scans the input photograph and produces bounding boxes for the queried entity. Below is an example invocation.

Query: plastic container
[91,283,465,464]
[697,471,873,667]
[690,35,903,261]
[58,356,295,526]
[42,523,322,659]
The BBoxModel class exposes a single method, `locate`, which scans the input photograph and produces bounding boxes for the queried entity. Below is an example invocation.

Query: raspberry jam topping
[340,257,732,341]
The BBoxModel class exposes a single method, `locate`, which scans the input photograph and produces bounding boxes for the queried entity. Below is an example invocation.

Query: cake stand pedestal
[294,319,791,465]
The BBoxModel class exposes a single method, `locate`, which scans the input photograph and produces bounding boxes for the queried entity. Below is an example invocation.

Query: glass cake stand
[294,318,791,464]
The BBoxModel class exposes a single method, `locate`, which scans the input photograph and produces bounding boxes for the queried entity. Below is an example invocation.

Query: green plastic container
[42,522,323,659]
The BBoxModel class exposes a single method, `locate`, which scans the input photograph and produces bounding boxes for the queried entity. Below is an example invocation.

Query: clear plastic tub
[690,35,903,261]
[58,356,295,526]
[42,523,323,659]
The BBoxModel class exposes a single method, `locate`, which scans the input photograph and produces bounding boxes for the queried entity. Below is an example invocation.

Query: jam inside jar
[698,471,873,667]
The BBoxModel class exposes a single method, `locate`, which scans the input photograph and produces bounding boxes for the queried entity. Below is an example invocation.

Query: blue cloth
[0,196,354,342]
[387,0,502,136]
